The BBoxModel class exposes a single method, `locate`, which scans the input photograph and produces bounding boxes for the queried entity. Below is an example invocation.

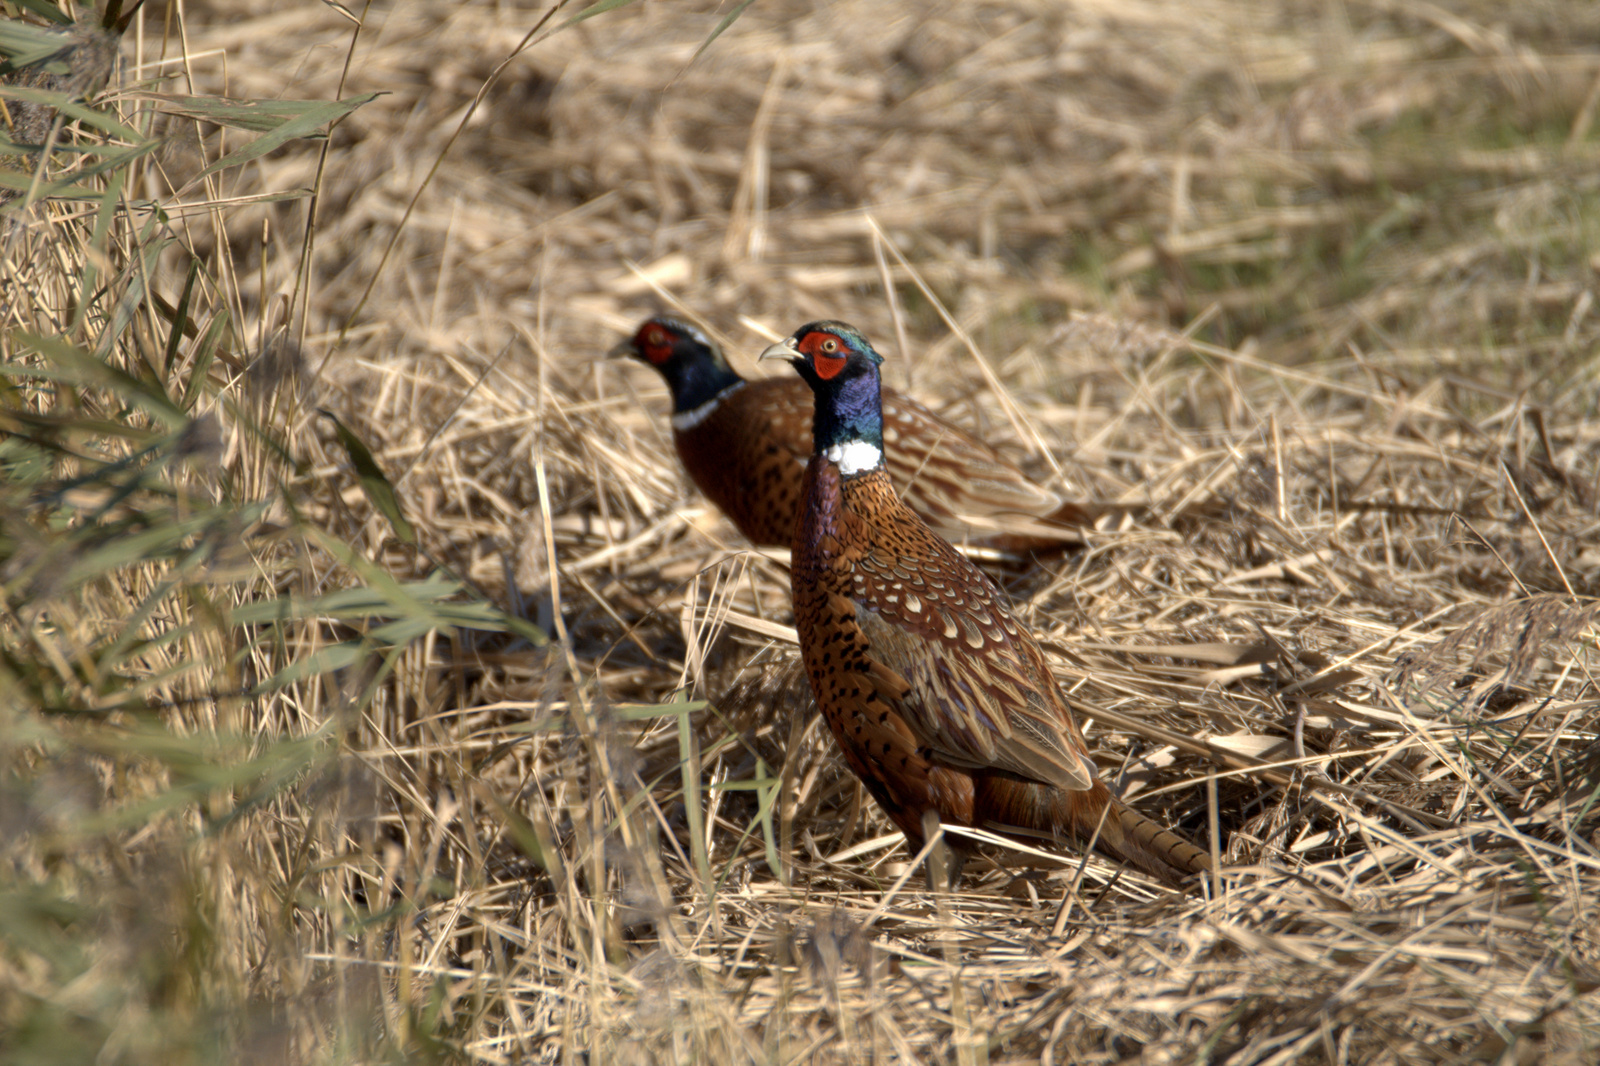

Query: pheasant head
[760,321,886,476]
[610,316,744,420]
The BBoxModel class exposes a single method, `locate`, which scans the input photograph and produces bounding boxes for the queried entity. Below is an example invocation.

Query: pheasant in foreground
[611,316,1090,549]
[763,321,1212,887]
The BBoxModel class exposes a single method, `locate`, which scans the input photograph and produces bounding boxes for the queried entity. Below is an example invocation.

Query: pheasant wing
[852,606,1093,792]
[879,392,1062,523]
[819,462,1095,794]
[742,378,816,467]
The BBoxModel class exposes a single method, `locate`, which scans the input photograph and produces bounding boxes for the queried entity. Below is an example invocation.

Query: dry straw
[7,0,1600,1062]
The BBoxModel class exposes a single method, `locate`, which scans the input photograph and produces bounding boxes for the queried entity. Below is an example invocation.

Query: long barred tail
[1098,795,1213,884]
[979,778,1213,887]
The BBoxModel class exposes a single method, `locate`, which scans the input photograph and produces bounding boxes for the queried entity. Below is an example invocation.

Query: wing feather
[880,393,1063,519]
[752,378,1071,537]
[853,607,1093,791]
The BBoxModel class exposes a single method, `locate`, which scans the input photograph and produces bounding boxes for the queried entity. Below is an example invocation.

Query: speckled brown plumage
[765,321,1212,887]
[611,316,1083,549]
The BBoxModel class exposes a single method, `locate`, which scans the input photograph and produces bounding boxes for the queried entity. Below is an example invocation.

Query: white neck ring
[824,439,882,476]
[670,380,745,431]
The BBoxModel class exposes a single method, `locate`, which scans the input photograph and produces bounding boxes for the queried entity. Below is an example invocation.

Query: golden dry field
[4,0,1600,1062]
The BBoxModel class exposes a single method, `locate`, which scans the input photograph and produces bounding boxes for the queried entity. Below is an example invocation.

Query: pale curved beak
[606,339,639,360]
[758,337,800,362]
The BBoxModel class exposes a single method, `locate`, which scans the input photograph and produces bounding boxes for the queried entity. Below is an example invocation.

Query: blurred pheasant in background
[762,321,1212,888]
[611,316,1095,550]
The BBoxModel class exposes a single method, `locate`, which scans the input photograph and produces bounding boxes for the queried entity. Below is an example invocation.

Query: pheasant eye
[640,326,672,362]
[805,332,849,380]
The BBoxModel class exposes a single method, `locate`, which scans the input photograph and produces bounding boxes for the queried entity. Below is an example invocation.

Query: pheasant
[611,316,1090,549]
[761,321,1212,887]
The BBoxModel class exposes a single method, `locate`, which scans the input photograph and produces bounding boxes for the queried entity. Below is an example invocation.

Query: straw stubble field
[5,0,1600,1062]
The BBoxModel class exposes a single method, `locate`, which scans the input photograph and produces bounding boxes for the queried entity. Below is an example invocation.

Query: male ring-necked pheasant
[611,316,1090,549]
[762,321,1212,887]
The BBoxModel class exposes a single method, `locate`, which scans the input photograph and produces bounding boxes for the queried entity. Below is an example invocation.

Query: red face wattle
[796,331,848,380]
[637,323,674,365]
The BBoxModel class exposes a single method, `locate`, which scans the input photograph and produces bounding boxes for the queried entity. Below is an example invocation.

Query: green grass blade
[561,0,638,29]
[179,312,228,412]
[691,0,757,62]
[39,139,160,198]
[6,335,187,430]
[148,93,372,135]
[675,697,713,897]
[250,640,368,695]
[319,409,417,546]
[2,1,72,29]
[0,85,143,141]
[193,92,381,181]
[163,258,201,377]
[73,168,124,336]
